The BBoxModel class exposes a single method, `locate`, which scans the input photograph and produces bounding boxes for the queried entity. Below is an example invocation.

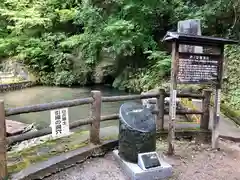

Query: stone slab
[6,120,29,136]
[113,150,172,180]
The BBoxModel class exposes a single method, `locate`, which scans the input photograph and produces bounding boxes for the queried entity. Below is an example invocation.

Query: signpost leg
[212,88,221,149]
[212,45,224,149]
[201,89,212,130]
[168,42,178,155]
[157,89,165,131]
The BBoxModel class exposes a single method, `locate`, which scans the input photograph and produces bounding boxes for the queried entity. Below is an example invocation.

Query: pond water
[0,85,135,129]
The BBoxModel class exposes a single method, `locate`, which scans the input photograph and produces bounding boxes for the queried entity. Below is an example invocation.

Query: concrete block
[113,150,173,180]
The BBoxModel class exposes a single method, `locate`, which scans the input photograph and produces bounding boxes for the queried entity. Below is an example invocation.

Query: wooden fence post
[157,89,165,131]
[90,91,101,144]
[201,89,212,130]
[0,100,7,179]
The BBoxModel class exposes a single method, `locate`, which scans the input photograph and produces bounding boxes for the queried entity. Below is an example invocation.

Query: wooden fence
[0,88,212,178]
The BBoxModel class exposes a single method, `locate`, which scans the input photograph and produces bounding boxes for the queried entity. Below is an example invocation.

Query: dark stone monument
[118,102,156,163]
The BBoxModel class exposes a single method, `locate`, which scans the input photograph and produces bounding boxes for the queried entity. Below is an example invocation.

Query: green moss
[220,103,240,125]
[7,130,90,174]
[177,121,199,124]
[210,99,240,126]
[102,135,118,141]
[183,127,200,130]
[8,161,29,174]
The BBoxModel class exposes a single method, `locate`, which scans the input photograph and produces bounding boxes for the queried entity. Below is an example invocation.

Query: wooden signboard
[177,53,221,84]
[163,31,238,154]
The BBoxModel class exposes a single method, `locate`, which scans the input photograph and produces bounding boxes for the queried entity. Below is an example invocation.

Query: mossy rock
[210,98,240,126]
[7,129,119,175]
[7,130,90,174]
[219,103,240,125]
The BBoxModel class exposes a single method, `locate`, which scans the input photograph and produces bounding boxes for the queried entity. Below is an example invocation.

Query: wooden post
[157,89,165,131]
[168,42,179,155]
[212,45,224,149]
[201,89,212,130]
[0,100,7,179]
[90,91,101,144]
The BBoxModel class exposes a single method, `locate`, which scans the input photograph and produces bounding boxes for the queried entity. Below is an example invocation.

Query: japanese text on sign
[177,53,220,84]
[171,90,177,120]
[50,108,70,138]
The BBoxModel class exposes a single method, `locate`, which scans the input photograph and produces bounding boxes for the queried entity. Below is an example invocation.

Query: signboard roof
[163,31,238,45]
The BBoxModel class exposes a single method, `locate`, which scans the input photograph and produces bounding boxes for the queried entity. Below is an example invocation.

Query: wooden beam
[0,100,7,179]
[168,41,179,155]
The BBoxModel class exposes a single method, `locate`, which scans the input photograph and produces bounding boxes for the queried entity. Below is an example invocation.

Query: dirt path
[164,139,240,180]
[192,99,240,139]
[44,139,240,180]
[44,153,127,180]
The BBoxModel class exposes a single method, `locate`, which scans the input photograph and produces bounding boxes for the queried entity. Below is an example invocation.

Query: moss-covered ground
[7,126,119,174]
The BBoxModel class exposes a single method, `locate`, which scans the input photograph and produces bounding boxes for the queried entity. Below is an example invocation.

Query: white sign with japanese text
[216,89,221,117]
[50,108,70,138]
[171,90,177,120]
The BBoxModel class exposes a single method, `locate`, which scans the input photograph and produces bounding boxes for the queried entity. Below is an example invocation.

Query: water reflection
[1,85,133,129]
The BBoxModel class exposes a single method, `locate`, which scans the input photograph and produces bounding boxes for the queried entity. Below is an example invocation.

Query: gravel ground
[44,139,240,180]
[44,153,128,180]
[164,139,240,180]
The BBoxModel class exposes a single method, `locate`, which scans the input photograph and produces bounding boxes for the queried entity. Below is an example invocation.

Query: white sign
[50,108,70,138]
[216,89,221,116]
[171,90,177,120]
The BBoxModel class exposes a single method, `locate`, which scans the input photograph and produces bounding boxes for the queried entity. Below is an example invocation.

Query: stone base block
[113,150,172,180]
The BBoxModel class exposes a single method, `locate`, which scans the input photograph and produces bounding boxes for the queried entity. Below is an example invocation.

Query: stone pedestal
[113,150,172,180]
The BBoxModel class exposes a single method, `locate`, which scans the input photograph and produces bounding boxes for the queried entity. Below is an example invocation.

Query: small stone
[190,140,196,144]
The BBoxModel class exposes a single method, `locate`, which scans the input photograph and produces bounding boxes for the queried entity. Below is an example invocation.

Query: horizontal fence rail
[7,108,204,145]
[7,114,119,145]
[165,92,204,99]
[102,92,160,102]
[5,92,204,116]
[152,110,204,115]
[0,88,212,179]
[5,98,93,116]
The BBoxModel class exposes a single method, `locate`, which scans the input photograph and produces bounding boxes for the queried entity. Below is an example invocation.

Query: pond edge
[0,81,35,92]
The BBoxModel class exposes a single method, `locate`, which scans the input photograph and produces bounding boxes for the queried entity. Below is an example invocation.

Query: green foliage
[222,45,240,110]
[0,0,239,93]
[113,51,171,92]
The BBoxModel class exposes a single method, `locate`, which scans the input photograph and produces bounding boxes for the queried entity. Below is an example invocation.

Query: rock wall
[0,81,35,92]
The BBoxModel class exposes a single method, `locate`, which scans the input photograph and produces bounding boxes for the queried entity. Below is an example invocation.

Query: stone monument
[113,102,172,180]
[178,19,203,53]
[118,102,156,162]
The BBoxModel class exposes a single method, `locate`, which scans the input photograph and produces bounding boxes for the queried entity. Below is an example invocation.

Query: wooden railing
[0,88,212,178]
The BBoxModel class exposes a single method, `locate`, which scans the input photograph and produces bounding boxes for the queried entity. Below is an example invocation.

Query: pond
[0,85,135,129]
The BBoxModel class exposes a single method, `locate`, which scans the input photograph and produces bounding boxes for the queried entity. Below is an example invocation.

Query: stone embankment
[0,81,35,92]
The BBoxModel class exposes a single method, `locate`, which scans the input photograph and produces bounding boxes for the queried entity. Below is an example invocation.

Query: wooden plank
[157,89,165,130]
[102,92,159,102]
[201,90,212,130]
[212,45,224,149]
[0,101,7,179]
[168,42,179,155]
[5,98,93,116]
[6,120,29,136]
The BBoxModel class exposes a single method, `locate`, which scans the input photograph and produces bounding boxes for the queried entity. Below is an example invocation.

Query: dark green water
[0,85,133,129]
